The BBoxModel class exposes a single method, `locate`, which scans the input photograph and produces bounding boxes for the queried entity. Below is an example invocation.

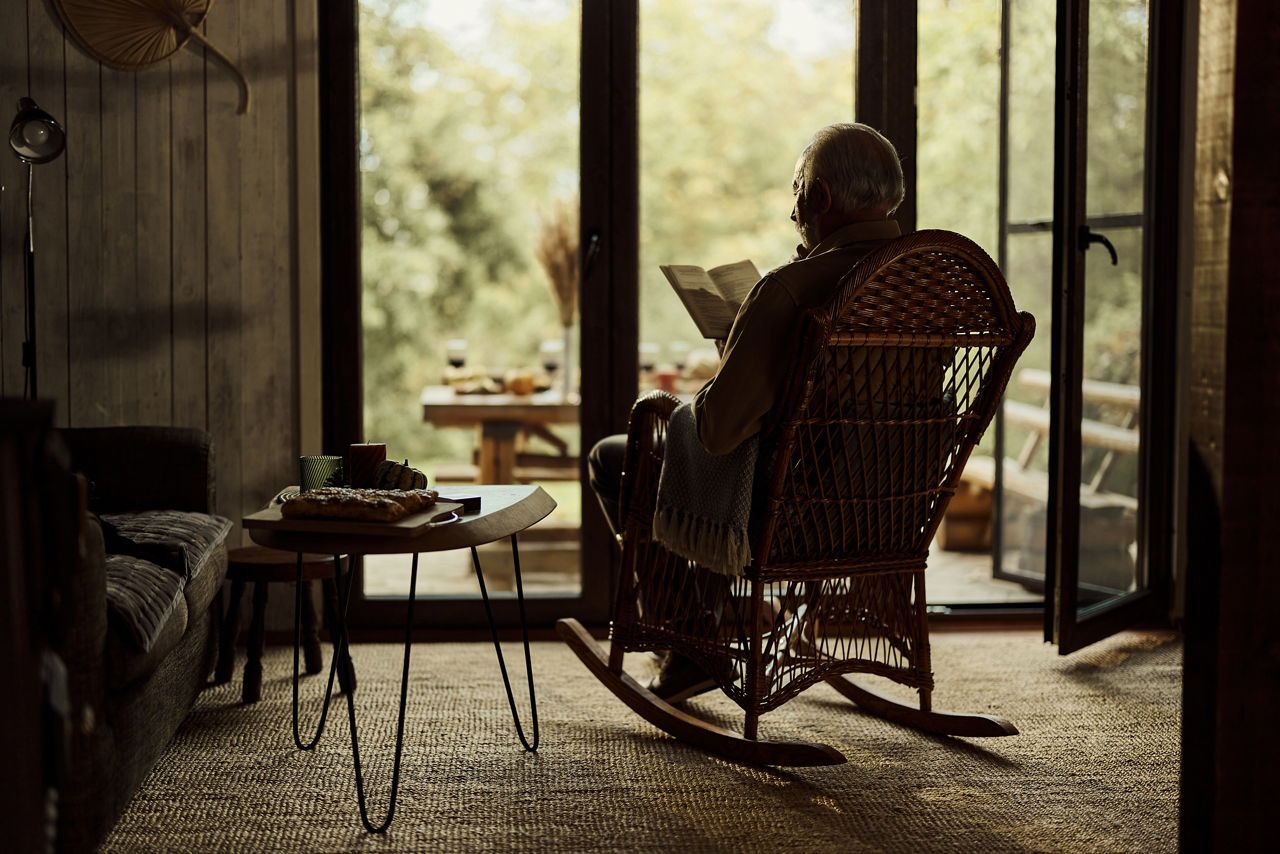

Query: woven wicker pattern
[612,230,1034,730]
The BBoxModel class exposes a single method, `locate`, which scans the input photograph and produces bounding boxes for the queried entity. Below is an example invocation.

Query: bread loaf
[282,486,439,522]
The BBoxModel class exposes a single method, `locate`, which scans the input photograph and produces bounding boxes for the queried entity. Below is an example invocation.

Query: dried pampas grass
[535,198,579,328]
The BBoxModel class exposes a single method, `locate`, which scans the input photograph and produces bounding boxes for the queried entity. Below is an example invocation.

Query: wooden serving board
[242,501,464,538]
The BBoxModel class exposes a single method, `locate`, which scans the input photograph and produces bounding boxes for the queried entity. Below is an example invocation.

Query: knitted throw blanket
[652,403,758,576]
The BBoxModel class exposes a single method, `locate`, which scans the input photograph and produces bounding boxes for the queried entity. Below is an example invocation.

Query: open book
[659,259,761,339]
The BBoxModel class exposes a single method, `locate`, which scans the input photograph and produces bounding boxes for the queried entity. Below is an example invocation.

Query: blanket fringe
[653,505,751,577]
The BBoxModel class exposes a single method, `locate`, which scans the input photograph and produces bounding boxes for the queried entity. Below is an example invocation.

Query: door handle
[581,229,601,280]
[1079,225,1118,265]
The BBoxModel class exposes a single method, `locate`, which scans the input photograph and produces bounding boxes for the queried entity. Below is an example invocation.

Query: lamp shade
[9,98,65,164]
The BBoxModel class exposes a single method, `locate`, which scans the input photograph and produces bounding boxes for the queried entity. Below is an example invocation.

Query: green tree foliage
[359,0,579,466]
[917,0,1002,255]
[639,0,855,346]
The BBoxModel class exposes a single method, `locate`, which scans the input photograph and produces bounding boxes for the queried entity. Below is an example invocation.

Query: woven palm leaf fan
[52,0,251,114]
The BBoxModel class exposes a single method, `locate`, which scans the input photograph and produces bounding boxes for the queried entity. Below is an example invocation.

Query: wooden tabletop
[420,385,579,427]
[243,484,556,555]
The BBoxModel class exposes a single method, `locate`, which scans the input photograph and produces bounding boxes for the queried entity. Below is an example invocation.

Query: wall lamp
[9,98,66,399]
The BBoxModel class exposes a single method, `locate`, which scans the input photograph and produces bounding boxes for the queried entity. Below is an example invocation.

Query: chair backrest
[754,229,1034,576]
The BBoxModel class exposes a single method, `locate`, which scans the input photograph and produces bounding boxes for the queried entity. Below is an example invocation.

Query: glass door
[1042,0,1171,652]
[995,0,1175,649]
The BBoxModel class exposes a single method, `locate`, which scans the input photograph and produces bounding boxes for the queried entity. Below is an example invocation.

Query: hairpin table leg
[341,552,420,834]
[292,553,353,751]
[471,537,539,751]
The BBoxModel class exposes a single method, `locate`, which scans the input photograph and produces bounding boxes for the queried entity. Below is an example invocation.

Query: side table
[242,484,556,834]
[214,546,355,703]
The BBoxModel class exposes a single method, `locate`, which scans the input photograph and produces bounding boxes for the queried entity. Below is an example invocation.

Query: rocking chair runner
[558,230,1036,766]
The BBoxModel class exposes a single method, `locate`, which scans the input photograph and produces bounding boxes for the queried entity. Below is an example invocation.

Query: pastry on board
[281,486,439,522]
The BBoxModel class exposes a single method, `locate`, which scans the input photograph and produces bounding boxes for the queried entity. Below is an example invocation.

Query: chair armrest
[60,426,216,513]
[619,390,681,533]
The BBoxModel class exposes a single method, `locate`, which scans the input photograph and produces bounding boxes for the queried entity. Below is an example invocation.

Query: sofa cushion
[182,539,228,616]
[100,511,232,581]
[106,594,189,691]
[104,554,186,653]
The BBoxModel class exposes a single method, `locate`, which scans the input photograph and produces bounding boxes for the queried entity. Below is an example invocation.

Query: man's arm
[691,277,801,455]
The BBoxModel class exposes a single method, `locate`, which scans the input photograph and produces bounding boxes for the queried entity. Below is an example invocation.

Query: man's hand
[714,338,726,357]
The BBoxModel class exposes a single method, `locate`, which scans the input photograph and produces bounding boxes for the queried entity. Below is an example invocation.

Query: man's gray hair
[802,123,904,216]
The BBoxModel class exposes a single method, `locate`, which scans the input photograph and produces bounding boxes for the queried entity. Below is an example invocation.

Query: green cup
[300,455,344,492]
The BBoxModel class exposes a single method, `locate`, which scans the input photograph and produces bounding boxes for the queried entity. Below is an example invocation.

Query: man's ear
[809,176,833,215]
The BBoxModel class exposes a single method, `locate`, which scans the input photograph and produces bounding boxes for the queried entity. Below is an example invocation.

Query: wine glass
[539,338,564,375]
[539,338,564,395]
[446,339,468,369]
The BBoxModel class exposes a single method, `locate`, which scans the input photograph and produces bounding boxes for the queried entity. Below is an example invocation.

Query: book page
[705,260,761,313]
[660,264,738,338]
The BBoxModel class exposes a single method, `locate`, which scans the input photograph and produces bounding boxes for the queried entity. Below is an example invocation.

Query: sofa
[53,426,231,854]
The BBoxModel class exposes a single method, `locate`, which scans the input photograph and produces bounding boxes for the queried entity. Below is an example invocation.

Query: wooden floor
[362,527,1040,606]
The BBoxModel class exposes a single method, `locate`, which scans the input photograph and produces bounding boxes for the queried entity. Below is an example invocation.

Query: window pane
[1006,0,1056,225]
[998,231,1054,585]
[638,0,854,388]
[917,0,1001,254]
[358,0,583,598]
[996,0,1057,590]
[918,0,1041,603]
[1077,0,1149,606]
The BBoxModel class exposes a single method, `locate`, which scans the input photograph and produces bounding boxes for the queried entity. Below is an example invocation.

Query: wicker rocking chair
[558,230,1035,766]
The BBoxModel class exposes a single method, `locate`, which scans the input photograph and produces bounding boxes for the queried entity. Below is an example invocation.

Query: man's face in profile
[791,155,821,252]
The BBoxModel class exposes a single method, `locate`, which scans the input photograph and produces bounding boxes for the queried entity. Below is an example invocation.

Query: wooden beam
[1183,1,1280,850]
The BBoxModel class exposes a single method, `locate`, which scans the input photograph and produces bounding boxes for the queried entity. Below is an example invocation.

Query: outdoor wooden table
[420,385,578,484]
[243,484,555,833]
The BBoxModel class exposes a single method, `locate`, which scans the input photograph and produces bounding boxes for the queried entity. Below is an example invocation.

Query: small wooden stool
[215,545,356,703]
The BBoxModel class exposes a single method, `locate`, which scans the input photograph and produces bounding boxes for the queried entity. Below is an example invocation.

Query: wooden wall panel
[1,0,318,537]
[100,67,138,425]
[1186,0,1236,496]
[1181,5,1235,849]
[135,62,173,425]
[64,34,106,427]
[171,46,209,431]
[238,0,295,513]
[205,3,246,536]
[0,4,29,393]
[26,0,69,420]
[293,0,324,455]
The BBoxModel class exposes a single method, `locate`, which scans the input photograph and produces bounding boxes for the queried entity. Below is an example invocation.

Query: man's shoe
[647,653,719,703]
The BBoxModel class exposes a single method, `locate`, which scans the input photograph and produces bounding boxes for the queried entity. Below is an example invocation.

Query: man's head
[791,123,904,251]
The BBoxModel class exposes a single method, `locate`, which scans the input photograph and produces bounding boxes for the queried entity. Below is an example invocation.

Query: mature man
[587,122,906,699]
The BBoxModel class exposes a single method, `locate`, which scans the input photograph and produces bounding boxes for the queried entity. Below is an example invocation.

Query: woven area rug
[102,630,1180,853]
